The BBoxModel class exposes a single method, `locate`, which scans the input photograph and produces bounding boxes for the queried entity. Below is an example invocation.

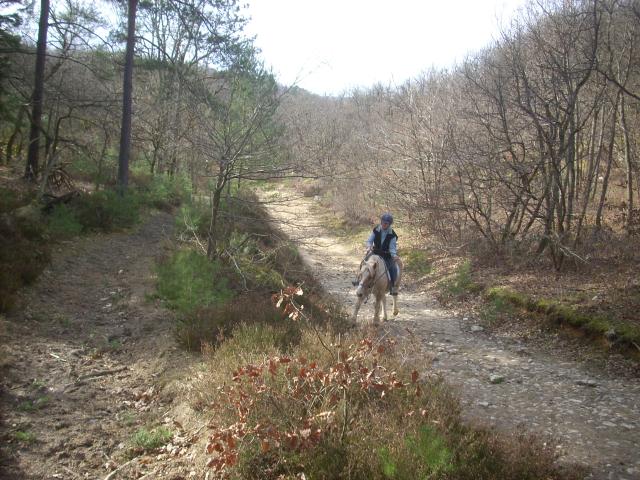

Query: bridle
[356,256,388,299]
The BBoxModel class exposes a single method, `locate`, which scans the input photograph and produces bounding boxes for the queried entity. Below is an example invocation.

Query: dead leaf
[261,439,271,453]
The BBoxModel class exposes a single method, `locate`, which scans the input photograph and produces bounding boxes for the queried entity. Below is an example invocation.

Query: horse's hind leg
[373,297,381,324]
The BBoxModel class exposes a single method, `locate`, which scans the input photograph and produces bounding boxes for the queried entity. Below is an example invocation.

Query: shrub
[156,249,232,315]
[72,190,141,231]
[176,295,298,351]
[46,204,83,239]
[175,202,211,241]
[139,173,192,211]
[200,327,575,480]
[0,187,29,213]
[0,212,50,311]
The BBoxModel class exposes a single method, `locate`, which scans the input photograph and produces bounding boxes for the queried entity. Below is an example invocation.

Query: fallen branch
[103,458,137,480]
[64,366,128,391]
[49,352,68,362]
[76,366,128,382]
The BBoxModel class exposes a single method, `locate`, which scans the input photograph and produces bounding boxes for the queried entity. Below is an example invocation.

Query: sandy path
[265,190,640,480]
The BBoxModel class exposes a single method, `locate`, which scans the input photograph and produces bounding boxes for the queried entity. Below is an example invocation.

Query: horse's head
[355,258,378,297]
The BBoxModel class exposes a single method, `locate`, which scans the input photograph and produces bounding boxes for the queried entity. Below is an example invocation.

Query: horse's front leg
[392,294,399,317]
[352,296,364,322]
[382,294,388,321]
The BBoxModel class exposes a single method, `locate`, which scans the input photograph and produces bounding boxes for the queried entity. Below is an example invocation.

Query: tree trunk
[207,186,223,259]
[596,93,620,229]
[24,0,50,181]
[619,95,634,233]
[207,164,226,259]
[5,107,26,165]
[117,0,139,193]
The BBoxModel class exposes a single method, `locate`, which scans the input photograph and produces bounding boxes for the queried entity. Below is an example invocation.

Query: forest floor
[0,211,210,479]
[262,189,640,480]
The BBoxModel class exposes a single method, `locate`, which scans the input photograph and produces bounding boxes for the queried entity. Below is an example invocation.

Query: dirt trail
[0,212,200,479]
[266,191,640,480]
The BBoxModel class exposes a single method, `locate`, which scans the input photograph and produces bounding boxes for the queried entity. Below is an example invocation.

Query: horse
[352,254,402,323]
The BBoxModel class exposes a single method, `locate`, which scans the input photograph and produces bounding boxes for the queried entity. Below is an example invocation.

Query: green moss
[485,287,640,350]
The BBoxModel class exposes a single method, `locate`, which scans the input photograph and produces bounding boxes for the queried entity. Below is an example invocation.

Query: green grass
[17,395,49,412]
[378,425,453,479]
[14,430,37,443]
[131,426,172,450]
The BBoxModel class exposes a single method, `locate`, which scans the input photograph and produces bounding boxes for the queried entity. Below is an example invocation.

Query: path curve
[265,190,640,480]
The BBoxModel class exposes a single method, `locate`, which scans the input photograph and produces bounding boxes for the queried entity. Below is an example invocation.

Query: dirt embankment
[264,190,640,480]
[0,212,205,479]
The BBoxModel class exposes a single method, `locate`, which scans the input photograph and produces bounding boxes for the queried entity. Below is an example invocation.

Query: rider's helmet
[380,213,393,225]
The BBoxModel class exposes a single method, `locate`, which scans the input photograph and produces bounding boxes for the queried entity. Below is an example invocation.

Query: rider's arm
[365,231,375,250]
[389,236,398,258]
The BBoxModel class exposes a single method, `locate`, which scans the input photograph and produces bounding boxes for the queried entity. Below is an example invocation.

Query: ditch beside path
[264,191,640,480]
[0,211,201,479]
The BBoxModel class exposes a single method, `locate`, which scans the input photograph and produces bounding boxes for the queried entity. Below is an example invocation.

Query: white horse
[352,254,402,323]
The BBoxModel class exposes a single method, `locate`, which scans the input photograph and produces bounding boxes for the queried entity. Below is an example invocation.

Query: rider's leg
[386,257,398,294]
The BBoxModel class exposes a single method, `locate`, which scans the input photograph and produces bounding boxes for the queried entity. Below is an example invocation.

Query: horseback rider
[365,213,399,295]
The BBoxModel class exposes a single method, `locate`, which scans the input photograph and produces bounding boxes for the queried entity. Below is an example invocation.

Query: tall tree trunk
[117,0,138,193]
[24,0,50,181]
[619,95,634,233]
[596,93,620,229]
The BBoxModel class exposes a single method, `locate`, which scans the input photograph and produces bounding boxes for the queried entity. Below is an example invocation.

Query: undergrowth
[438,260,483,302]
[195,306,582,480]
[402,248,432,277]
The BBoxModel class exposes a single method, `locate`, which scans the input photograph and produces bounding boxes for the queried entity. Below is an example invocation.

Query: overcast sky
[244,0,529,96]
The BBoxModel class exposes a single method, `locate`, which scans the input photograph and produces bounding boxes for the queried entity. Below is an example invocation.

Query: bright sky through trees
[245,0,528,96]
